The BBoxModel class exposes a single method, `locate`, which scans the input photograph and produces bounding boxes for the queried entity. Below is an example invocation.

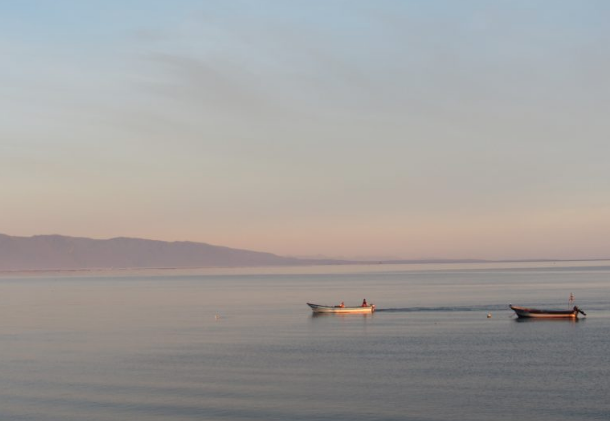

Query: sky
[1,0,609,260]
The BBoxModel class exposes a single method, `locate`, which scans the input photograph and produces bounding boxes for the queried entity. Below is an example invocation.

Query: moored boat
[509,304,586,319]
[307,302,375,314]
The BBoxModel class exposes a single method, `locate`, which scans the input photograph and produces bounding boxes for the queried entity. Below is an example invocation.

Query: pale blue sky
[2,1,609,260]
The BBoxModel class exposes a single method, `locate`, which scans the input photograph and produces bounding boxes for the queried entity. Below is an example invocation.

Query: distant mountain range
[1,233,596,272]
[0,234,315,271]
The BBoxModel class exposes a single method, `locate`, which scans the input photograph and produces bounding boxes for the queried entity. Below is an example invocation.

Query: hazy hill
[0,234,306,271]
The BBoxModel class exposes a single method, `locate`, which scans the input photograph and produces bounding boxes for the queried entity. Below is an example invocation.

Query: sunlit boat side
[307,303,375,314]
[509,304,586,319]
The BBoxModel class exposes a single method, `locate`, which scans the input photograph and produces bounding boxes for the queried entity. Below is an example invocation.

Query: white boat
[307,302,375,314]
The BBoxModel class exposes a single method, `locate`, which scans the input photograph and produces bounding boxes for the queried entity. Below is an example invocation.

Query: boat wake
[376,304,509,313]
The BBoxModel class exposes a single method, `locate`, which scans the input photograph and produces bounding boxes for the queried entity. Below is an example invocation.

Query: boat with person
[307,302,375,314]
[510,293,586,319]
[509,304,586,319]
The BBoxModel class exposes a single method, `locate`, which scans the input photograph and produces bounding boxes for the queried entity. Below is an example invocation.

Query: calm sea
[1,262,609,421]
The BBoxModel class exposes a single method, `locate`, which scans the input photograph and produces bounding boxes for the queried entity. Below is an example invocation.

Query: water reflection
[513,317,583,323]
[310,312,374,319]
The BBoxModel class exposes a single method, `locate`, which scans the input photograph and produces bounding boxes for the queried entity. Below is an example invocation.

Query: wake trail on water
[376,304,509,312]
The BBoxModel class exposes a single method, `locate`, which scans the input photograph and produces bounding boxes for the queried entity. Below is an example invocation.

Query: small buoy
[487,313,492,318]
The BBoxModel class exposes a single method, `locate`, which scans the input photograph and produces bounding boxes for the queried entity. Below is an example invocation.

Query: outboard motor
[574,306,587,316]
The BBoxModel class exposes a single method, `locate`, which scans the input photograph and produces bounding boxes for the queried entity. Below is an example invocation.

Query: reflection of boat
[509,305,586,319]
[307,303,375,314]
[514,317,581,323]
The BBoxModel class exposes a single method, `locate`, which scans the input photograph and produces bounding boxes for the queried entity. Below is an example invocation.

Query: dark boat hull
[510,305,583,319]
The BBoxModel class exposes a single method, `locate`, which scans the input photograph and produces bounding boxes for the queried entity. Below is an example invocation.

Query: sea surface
[1,261,609,421]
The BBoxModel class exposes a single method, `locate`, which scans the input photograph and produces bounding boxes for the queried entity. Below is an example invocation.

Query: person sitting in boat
[361,299,368,307]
